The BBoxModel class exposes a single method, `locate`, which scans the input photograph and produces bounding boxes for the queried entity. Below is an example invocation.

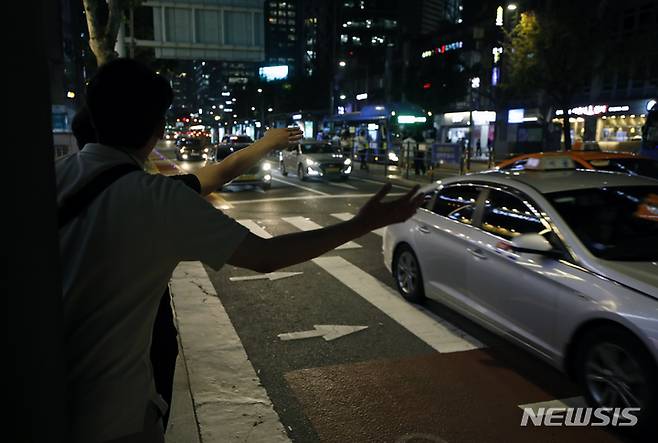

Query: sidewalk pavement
[349,160,492,189]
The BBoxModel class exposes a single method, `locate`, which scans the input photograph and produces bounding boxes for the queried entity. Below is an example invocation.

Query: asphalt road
[154,145,636,443]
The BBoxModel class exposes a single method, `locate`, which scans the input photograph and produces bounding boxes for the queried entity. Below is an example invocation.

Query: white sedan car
[383,167,658,429]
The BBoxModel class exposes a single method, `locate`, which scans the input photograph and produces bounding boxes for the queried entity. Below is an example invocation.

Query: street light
[257,88,263,93]
[507,3,517,10]
[251,106,256,111]
[267,107,273,112]
[339,94,346,100]
[338,60,346,67]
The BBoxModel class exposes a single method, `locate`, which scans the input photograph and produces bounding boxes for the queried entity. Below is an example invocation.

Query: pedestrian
[355,130,369,171]
[402,133,418,176]
[414,143,426,176]
[57,59,423,443]
[476,138,482,157]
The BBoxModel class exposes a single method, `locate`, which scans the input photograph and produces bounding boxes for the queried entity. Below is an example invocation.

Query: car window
[480,190,546,240]
[503,159,529,171]
[546,186,658,261]
[432,186,480,225]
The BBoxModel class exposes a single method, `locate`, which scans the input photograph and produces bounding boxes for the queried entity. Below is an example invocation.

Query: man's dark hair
[71,106,97,149]
[86,58,173,150]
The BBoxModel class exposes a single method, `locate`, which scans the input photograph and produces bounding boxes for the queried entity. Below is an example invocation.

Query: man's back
[57,143,247,442]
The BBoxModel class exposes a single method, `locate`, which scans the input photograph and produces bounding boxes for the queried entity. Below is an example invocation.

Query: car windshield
[301,144,338,154]
[216,145,247,159]
[546,186,658,261]
[588,158,658,179]
[180,139,202,148]
[225,136,253,143]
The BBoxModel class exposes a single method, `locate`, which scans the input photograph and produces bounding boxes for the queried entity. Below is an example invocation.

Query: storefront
[437,110,496,155]
[553,99,655,151]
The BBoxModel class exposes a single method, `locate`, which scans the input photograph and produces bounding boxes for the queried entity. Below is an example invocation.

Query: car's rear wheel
[574,325,657,433]
[280,161,288,176]
[393,245,425,303]
[297,164,306,181]
[261,182,271,190]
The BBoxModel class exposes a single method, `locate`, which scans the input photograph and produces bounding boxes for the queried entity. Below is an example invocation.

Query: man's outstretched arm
[194,127,302,195]
[227,183,424,273]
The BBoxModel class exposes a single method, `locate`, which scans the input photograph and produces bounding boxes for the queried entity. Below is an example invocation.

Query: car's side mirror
[507,233,560,258]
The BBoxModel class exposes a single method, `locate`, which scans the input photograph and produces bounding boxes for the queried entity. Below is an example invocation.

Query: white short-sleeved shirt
[56,143,248,442]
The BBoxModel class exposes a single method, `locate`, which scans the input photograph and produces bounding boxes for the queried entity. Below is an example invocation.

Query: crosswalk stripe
[330,212,386,237]
[327,181,358,190]
[236,219,273,238]
[282,216,361,250]
[271,176,329,196]
[312,256,483,353]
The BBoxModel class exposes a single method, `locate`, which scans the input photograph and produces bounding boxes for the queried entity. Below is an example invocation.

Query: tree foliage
[502,0,608,149]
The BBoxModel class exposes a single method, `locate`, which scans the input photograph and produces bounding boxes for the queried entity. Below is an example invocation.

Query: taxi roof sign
[524,156,576,170]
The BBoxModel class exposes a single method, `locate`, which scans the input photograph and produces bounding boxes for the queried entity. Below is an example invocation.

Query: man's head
[71,106,96,149]
[86,59,173,151]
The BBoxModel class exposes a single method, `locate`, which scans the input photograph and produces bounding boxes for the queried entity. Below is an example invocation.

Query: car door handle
[467,248,487,260]
[417,224,430,233]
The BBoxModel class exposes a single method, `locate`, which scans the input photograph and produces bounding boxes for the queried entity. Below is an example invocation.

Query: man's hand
[262,127,303,150]
[355,183,425,231]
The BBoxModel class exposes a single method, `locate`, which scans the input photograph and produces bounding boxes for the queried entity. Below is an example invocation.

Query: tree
[83,0,139,66]
[502,0,608,150]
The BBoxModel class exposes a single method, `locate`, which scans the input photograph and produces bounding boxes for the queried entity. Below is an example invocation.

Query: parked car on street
[280,139,352,180]
[383,160,658,430]
[497,150,658,180]
[175,137,211,162]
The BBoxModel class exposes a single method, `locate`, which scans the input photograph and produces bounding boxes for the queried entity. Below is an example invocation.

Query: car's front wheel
[575,325,657,433]
[393,245,425,303]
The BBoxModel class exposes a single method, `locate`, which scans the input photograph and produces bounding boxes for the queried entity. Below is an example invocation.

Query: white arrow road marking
[282,216,361,249]
[327,181,358,190]
[237,219,273,238]
[330,212,386,237]
[230,271,303,282]
[312,256,483,353]
[278,325,368,342]
[517,396,586,414]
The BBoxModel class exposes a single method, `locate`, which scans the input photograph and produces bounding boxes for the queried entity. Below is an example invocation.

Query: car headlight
[344,158,352,165]
[262,162,272,171]
[182,154,188,160]
[204,148,209,153]
[202,154,208,159]
[305,158,317,166]
[388,152,399,162]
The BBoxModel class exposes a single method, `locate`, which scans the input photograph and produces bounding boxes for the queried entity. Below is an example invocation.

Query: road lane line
[236,219,273,238]
[271,177,329,196]
[170,262,290,442]
[351,177,411,190]
[312,256,483,353]
[282,216,361,250]
[225,193,404,205]
[326,181,358,190]
[330,212,385,237]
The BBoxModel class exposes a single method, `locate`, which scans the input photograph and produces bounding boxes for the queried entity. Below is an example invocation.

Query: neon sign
[421,41,463,58]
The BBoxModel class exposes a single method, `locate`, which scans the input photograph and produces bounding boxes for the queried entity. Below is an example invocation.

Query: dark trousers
[150,286,179,432]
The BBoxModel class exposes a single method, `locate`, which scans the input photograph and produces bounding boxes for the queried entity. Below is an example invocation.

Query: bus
[324,102,432,166]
